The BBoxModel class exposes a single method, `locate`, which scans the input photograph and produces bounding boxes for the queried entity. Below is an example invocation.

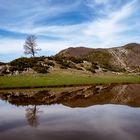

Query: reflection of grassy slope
[0,73,140,89]
[1,84,140,107]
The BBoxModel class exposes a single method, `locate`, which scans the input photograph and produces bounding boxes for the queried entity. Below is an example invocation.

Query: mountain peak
[57,46,94,57]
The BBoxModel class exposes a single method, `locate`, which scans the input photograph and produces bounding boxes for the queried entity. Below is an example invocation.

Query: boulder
[0,65,7,74]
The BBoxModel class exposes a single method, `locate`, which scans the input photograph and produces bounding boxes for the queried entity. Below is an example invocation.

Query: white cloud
[2,3,134,48]
[39,40,73,53]
[0,38,73,57]
[1,0,137,41]
[0,0,139,61]
[0,38,23,54]
[82,0,138,47]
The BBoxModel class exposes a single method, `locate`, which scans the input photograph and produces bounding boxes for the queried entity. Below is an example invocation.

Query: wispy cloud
[0,0,140,61]
[83,0,138,47]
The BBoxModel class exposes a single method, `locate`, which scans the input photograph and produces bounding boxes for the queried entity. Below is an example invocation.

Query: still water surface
[0,84,140,140]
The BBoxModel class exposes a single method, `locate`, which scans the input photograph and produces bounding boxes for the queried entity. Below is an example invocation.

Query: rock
[22,68,37,74]
[13,70,20,75]
[0,65,7,74]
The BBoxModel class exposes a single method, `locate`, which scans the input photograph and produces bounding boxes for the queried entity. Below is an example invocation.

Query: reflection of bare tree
[25,105,41,127]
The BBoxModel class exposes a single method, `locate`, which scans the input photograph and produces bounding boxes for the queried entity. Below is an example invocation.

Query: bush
[47,61,55,67]
[9,57,50,73]
[70,57,83,64]
[86,67,96,73]
[54,56,82,69]
[92,63,98,69]
[86,63,98,73]
[33,65,49,73]
[9,57,37,71]
[102,64,126,72]
[47,56,54,60]
[0,62,5,66]
[59,60,71,69]
[53,56,62,62]
[76,67,83,70]
[54,56,71,69]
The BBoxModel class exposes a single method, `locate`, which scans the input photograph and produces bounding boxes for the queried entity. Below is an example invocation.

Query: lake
[0,84,140,140]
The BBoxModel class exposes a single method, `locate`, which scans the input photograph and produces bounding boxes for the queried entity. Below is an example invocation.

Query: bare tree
[23,35,41,57]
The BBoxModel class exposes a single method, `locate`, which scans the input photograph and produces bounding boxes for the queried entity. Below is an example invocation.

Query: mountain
[0,43,140,75]
[56,43,140,72]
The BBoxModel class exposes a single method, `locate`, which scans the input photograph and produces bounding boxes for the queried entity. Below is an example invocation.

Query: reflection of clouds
[83,105,140,140]
[37,105,140,140]
[0,106,26,124]
[34,105,140,140]
[0,102,140,140]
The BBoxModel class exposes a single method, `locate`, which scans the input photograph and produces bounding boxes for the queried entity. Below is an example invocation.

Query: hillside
[0,43,140,75]
[56,43,140,73]
[57,47,94,58]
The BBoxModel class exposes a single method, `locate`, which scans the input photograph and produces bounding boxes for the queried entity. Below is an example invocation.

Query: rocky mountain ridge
[57,43,140,73]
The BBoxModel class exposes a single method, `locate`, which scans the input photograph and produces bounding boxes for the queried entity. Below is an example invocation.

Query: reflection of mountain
[0,84,140,107]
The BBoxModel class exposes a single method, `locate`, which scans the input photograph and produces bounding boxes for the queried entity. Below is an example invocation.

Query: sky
[0,0,140,62]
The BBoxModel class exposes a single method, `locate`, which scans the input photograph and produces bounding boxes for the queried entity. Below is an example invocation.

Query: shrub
[76,67,83,70]
[86,67,96,73]
[47,61,55,67]
[70,57,83,64]
[59,60,71,69]
[92,63,98,69]
[9,57,37,71]
[102,64,126,72]
[33,65,49,73]
[54,56,70,69]
[86,63,98,73]
[0,62,5,66]
[9,57,50,73]
[47,56,54,60]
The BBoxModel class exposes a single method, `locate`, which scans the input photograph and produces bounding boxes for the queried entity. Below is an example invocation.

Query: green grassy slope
[0,73,140,89]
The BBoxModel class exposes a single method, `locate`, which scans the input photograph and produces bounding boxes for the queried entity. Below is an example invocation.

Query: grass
[0,73,140,89]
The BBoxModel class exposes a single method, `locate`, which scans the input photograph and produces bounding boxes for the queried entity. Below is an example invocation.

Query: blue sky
[0,0,140,62]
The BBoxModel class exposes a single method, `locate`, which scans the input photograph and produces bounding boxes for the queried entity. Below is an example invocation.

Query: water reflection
[0,103,140,140]
[26,106,42,127]
[0,84,140,140]
[0,84,140,107]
